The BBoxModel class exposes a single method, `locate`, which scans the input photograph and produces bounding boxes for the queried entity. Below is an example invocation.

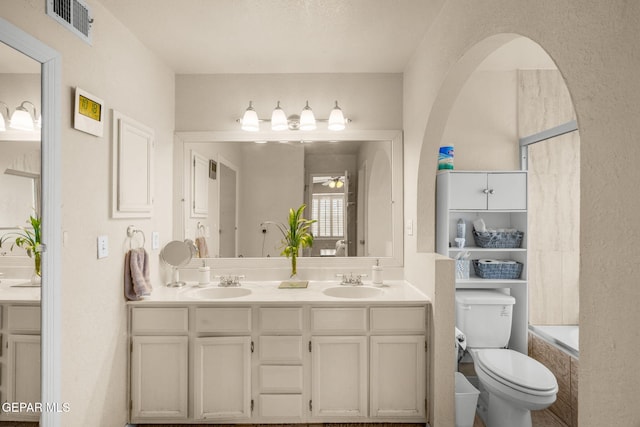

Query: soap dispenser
[372,259,383,285]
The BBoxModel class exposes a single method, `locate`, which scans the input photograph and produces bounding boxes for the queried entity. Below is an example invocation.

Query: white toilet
[455,290,558,427]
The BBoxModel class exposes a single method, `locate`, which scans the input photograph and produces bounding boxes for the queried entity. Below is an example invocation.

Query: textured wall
[0,1,176,426]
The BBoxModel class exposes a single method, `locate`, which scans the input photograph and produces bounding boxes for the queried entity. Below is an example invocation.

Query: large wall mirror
[174,130,403,267]
[0,42,41,234]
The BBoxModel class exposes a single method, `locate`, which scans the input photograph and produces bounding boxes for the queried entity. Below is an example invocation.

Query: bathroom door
[218,159,237,257]
[356,162,368,256]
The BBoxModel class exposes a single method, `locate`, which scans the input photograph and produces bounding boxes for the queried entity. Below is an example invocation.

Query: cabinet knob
[483,189,489,194]
[489,189,495,195]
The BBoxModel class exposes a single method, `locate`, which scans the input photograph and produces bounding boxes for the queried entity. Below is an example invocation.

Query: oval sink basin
[188,287,252,299]
[322,286,383,299]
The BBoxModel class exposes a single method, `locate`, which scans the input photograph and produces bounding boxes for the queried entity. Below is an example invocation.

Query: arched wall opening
[416,33,581,425]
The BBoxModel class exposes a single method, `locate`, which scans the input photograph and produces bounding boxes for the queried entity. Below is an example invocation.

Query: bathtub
[529,324,579,358]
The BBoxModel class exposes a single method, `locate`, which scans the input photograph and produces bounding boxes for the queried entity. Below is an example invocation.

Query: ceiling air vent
[46,0,93,45]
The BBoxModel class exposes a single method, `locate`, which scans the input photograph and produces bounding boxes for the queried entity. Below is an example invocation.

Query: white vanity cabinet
[309,306,426,421]
[130,308,189,421]
[369,307,426,418]
[128,302,428,424]
[256,307,305,421]
[193,307,252,420]
[436,170,528,353]
[2,304,41,422]
[310,307,369,418]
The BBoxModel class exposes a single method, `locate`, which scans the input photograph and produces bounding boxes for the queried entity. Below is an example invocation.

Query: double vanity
[127,279,430,424]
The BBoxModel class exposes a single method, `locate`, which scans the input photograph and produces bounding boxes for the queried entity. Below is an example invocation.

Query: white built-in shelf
[436,170,529,354]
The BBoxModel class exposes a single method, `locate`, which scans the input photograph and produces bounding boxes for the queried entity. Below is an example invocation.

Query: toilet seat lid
[476,349,557,393]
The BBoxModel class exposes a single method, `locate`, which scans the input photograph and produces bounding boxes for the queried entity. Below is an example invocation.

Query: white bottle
[372,259,383,285]
[457,218,466,239]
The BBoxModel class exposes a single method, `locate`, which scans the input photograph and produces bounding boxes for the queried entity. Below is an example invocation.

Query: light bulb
[299,101,316,131]
[241,101,259,132]
[336,180,344,188]
[328,101,346,131]
[10,108,34,131]
[271,101,288,131]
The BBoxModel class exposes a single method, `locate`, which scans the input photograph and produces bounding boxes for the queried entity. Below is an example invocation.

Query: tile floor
[473,409,569,427]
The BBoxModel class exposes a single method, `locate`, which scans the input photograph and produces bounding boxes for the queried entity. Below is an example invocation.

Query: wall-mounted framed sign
[73,87,104,137]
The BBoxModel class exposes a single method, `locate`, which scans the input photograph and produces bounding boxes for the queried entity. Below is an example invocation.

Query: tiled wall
[529,333,579,426]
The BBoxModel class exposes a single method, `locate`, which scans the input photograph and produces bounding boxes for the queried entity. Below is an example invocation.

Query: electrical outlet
[151,231,160,250]
[97,235,109,259]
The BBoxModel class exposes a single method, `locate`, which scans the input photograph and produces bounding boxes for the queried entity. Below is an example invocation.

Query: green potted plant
[269,204,316,278]
[0,214,42,284]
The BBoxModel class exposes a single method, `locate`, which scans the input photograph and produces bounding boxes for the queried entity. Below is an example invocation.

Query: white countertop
[129,280,429,305]
[0,278,41,302]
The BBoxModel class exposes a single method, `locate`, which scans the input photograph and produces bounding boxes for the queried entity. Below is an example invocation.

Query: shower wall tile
[519,69,580,326]
[529,333,578,427]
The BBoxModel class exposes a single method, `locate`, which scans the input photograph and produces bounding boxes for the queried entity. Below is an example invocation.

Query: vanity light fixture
[238,100,351,131]
[10,101,38,131]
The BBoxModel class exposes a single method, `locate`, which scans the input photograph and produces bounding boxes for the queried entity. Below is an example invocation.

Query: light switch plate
[97,235,109,259]
[405,220,414,236]
[151,231,160,250]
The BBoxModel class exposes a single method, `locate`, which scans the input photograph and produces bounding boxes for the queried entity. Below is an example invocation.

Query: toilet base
[487,393,532,427]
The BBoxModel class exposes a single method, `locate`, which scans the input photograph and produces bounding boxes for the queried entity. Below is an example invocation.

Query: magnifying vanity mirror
[160,240,194,287]
[174,130,403,267]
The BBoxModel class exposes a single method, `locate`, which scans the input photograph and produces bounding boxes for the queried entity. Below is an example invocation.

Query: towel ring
[197,222,206,237]
[127,225,146,250]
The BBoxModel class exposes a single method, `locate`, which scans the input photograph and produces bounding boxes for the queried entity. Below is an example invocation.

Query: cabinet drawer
[7,305,40,333]
[259,394,303,418]
[370,307,426,333]
[259,366,304,393]
[131,307,189,335]
[311,307,367,333]
[195,307,251,334]
[259,336,304,363]
[258,307,303,334]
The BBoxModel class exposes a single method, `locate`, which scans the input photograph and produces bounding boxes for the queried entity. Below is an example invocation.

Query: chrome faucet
[215,275,245,287]
[336,273,367,286]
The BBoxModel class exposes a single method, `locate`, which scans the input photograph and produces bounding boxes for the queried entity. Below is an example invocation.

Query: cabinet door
[131,336,188,420]
[448,173,488,210]
[487,172,527,210]
[370,335,425,418]
[6,335,40,421]
[194,336,252,420]
[311,336,367,418]
[191,150,209,218]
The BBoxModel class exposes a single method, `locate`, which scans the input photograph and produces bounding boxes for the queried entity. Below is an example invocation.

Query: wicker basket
[472,230,524,248]
[473,260,523,280]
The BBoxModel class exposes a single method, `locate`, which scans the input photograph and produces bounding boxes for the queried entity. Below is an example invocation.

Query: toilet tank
[455,290,515,348]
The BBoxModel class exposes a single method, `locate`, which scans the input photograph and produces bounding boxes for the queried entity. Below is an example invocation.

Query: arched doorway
[417,34,580,426]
